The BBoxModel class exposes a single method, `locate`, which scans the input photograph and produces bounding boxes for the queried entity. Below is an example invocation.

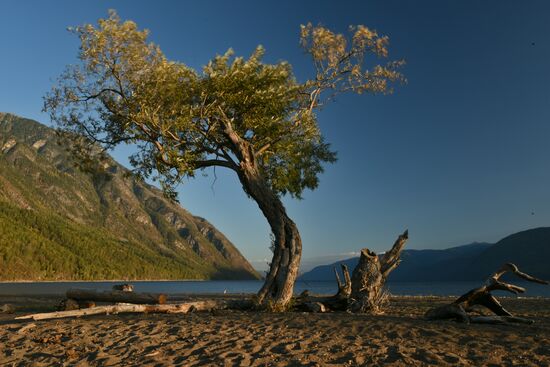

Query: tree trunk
[219,114,302,309]
[237,167,302,309]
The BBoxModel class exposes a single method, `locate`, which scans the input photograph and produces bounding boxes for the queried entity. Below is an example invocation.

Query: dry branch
[334,264,352,298]
[425,263,548,324]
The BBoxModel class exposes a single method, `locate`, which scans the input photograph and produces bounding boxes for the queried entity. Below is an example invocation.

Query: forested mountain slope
[0,112,259,280]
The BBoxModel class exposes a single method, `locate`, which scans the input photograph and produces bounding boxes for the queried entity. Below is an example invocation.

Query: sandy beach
[0,296,548,366]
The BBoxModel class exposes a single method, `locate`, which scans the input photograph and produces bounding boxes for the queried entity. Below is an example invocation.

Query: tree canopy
[45,11,404,200]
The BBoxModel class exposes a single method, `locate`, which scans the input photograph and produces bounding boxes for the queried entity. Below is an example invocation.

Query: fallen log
[66,288,167,305]
[15,300,225,321]
[425,263,549,324]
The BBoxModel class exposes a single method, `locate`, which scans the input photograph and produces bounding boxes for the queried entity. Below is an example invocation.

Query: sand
[0,296,548,366]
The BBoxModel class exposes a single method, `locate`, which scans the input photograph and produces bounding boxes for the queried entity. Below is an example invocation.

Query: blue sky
[1,1,549,271]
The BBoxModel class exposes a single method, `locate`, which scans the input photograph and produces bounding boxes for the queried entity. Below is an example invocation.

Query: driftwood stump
[349,230,408,313]
[298,230,408,314]
[425,263,549,324]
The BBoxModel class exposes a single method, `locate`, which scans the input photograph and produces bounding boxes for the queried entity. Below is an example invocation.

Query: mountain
[463,227,550,281]
[0,112,259,281]
[301,228,550,282]
[300,243,491,282]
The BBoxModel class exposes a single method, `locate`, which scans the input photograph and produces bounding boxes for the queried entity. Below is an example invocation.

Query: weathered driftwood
[297,230,408,313]
[425,263,549,324]
[16,300,226,321]
[334,264,352,298]
[296,290,346,312]
[66,288,167,305]
[298,264,353,311]
[348,230,408,313]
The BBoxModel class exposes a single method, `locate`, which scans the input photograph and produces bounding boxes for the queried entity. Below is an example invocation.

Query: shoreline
[0,279,216,283]
[1,296,548,366]
[1,280,549,300]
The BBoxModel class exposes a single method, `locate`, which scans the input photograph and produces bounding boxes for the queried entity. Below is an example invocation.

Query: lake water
[0,280,549,297]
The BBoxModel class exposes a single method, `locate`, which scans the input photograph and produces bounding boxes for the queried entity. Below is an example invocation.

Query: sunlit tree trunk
[237,162,302,308]
[220,116,302,308]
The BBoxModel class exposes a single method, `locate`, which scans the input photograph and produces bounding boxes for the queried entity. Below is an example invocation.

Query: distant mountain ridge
[0,112,259,280]
[301,228,550,281]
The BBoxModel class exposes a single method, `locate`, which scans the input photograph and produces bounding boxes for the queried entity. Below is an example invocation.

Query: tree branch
[380,230,409,277]
[194,159,237,171]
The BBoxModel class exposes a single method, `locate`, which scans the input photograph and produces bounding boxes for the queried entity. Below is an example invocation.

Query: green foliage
[300,23,405,95]
[44,11,404,200]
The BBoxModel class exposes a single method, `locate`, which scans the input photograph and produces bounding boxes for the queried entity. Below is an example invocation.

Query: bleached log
[16,300,225,321]
[66,288,166,304]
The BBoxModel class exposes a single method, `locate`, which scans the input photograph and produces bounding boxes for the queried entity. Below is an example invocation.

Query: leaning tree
[44,11,404,308]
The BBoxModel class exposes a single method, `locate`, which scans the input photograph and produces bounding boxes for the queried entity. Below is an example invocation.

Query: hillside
[301,228,550,281]
[300,243,491,282]
[0,112,259,280]
[464,227,550,281]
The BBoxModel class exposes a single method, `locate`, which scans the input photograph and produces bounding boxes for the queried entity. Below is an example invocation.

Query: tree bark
[349,230,408,313]
[66,289,167,305]
[219,112,302,309]
[349,248,386,313]
[238,167,302,309]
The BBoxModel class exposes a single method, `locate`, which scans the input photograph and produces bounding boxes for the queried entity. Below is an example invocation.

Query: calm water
[0,280,549,297]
